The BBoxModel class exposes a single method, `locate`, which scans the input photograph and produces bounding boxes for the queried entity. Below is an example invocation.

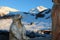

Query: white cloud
[0,6,19,16]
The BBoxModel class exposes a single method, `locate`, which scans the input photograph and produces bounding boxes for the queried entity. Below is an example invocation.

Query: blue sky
[0,0,53,12]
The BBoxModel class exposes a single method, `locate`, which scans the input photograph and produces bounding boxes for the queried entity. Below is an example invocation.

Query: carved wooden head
[12,14,22,21]
[52,0,60,4]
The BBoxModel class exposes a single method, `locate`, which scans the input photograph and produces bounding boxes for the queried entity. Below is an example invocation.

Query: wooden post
[52,0,60,40]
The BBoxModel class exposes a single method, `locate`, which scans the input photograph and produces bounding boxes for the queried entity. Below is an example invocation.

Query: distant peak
[37,6,48,12]
[29,6,48,13]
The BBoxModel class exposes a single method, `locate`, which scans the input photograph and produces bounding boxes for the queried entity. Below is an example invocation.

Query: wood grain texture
[52,0,60,40]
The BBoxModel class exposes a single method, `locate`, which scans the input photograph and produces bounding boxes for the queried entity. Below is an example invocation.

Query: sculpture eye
[58,0,60,3]
[52,0,53,2]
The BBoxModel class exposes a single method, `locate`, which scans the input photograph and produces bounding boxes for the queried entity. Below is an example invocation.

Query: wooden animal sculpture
[52,0,60,40]
[9,14,29,40]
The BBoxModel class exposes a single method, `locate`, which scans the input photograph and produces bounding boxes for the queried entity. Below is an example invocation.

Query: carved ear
[16,14,22,19]
[52,0,53,2]
[52,0,60,3]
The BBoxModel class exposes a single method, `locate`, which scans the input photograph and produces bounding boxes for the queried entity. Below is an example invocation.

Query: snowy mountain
[29,6,48,14]
[0,6,51,31]
[37,6,48,12]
